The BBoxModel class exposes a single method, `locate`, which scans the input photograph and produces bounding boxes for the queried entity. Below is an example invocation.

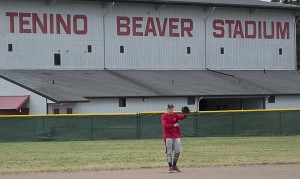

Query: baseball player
[161,104,188,173]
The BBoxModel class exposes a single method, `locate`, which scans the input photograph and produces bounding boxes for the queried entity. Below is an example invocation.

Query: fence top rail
[0,108,300,118]
[199,108,300,114]
[0,113,137,118]
[139,108,300,114]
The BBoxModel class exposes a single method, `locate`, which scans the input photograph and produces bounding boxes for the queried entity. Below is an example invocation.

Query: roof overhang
[0,96,30,110]
[76,0,300,11]
[1,69,300,103]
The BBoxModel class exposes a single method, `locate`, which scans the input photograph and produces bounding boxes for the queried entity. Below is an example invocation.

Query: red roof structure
[0,96,30,110]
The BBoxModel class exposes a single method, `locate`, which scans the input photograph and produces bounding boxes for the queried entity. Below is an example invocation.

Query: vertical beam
[103,2,115,70]
[232,112,235,136]
[294,16,300,69]
[279,111,282,136]
[136,113,141,139]
[240,98,243,110]
[90,116,93,141]
[194,112,199,137]
[204,7,216,69]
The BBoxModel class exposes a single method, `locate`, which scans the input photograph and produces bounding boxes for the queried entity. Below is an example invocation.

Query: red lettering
[50,14,54,34]
[56,14,71,34]
[258,21,262,39]
[6,12,18,33]
[233,20,244,38]
[276,22,289,39]
[263,21,274,39]
[145,17,157,36]
[156,18,168,36]
[73,15,87,35]
[132,17,143,36]
[117,16,130,36]
[116,16,194,37]
[169,18,180,37]
[212,19,289,40]
[19,13,31,33]
[181,18,193,37]
[32,13,47,33]
[213,19,224,38]
[225,20,235,38]
[6,12,88,35]
[245,21,256,39]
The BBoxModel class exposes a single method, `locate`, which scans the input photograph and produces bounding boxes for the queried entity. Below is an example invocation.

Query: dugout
[199,97,265,111]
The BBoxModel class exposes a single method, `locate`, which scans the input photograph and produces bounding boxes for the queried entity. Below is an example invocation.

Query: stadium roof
[88,0,300,11]
[1,70,300,103]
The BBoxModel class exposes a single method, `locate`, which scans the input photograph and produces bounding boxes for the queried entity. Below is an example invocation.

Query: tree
[271,0,299,3]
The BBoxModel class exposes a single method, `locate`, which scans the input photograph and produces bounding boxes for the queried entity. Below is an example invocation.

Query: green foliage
[271,0,300,4]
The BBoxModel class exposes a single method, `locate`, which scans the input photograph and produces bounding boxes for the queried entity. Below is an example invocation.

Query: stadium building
[1,0,300,115]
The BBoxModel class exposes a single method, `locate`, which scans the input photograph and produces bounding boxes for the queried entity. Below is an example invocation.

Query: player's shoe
[173,166,181,172]
[169,167,175,173]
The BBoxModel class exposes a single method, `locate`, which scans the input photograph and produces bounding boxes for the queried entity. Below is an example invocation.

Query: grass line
[0,136,300,173]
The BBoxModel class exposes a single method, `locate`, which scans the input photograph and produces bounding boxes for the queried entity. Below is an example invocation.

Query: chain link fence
[0,110,299,142]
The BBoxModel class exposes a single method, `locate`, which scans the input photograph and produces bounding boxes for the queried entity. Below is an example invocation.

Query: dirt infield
[1,165,299,179]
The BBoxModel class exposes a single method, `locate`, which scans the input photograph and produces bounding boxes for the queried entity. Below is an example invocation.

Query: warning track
[1,164,299,179]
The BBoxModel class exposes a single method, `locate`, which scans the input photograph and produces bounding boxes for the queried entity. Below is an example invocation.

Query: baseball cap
[167,104,174,108]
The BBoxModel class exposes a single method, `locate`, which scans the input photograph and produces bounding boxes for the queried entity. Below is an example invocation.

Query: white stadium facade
[1,0,300,115]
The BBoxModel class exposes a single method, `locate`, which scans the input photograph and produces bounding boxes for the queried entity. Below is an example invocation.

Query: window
[120,46,124,53]
[119,98,126,107]
[221,47,224,54]
[187,47,191,54]
[279,48,283,55]
[54,54,61,66]
[268,96,275,103]
[187,97,195,105]
[66,108,73,114]
[8,44,13,52]
[88,45,92,53]
[53,108,60,114]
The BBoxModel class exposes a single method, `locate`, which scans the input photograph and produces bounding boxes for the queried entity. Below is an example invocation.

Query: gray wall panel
[104,3,205,69]
[206,8,295,69]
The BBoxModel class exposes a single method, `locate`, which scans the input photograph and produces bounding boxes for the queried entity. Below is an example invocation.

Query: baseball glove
[181,106,190,114]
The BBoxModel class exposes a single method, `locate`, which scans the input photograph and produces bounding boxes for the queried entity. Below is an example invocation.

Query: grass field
[0,136,300,174]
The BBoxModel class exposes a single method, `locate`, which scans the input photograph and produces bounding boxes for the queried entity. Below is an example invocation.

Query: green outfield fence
[0,109,300,142]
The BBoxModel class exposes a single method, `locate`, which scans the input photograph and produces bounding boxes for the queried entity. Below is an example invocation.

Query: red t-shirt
[161,113,187,139]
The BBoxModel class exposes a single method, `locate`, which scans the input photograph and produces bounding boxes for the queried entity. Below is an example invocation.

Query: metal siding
[55,97,197,114]
[265,96,300,109]
[104,4,205,69]
[206,8,295,69]
[0,1,296,70]
[0,78,46,114]
[48,103,76,114]
[0,0,104,69]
